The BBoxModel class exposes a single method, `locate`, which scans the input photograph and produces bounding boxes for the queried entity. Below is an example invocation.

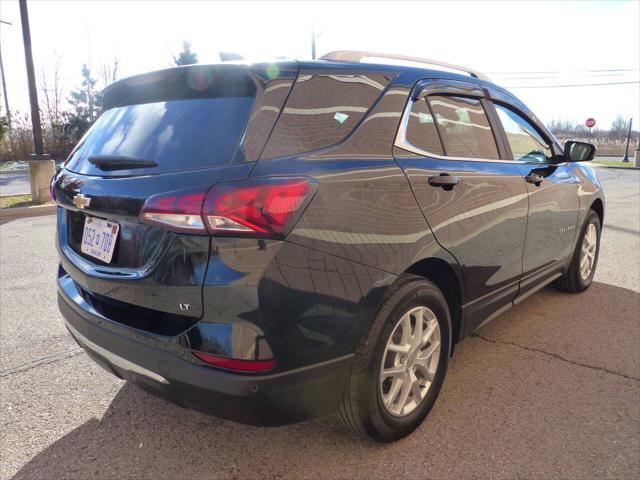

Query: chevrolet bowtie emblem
[72,193,91,209]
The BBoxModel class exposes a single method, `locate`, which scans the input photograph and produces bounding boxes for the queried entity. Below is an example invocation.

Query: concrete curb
[0,169,29,175]
[0,193,30,198]
[593,164,640,171]
[605,165,640,171]
[0,203,56,220]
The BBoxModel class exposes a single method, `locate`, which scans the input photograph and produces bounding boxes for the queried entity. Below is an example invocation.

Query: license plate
[80,216,120,263]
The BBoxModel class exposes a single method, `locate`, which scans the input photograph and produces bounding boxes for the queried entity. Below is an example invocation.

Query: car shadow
[10,381,373,480]
[10,282,640,480]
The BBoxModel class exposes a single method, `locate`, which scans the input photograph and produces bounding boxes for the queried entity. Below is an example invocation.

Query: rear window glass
[66,97,254,175]
[261,72,391,159]
[428,95,499,160]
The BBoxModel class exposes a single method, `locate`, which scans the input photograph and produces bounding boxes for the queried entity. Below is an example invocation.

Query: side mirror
[564,141,596,162]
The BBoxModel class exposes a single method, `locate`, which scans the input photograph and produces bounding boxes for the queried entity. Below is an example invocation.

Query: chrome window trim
[394,96,555,166]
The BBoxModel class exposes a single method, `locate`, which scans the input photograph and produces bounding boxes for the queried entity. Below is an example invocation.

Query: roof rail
[320,50,490,82]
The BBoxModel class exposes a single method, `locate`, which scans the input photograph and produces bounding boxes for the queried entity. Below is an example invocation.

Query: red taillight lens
[192,351,277,372]
[140,189,208,233]
[140,178,314,238]
[203,178,312,237]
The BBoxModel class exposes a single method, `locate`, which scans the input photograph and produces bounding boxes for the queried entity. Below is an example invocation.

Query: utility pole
[311,26,322,60]
[311,26,316,60]
[622,118,633,163]
[19,0,54,202]
[0,20,11,122]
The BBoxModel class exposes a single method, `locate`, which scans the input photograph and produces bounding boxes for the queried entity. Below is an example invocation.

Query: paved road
[1,167,638,479]
[0,173,29,197]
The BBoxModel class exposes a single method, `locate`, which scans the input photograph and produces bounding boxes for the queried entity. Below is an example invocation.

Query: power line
[494,73,635,81]
[487,68,637,74]
[504,81,640,89]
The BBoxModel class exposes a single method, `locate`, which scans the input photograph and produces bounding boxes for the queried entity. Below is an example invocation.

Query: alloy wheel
[579,223,598,280]
[379,306,441,417]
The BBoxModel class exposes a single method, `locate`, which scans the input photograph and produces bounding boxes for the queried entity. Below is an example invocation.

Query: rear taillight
[50,174,57,202]
[192,351,277,372]
[203,178,312,236]
[140,190,207,233]
[140,177,315,238]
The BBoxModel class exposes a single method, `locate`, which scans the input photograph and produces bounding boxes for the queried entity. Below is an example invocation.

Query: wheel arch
[405,257,464,348]
[590,197,604,226]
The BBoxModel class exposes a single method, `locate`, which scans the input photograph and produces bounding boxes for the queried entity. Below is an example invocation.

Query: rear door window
[66,96,254,176]
[494,104,552,163]
[428,95,499,159]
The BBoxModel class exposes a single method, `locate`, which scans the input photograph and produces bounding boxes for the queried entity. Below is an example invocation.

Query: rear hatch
[55,63,297,331]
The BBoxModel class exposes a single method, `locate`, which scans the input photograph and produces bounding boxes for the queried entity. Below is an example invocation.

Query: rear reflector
[140,177,315,238]
[192,351,278,372]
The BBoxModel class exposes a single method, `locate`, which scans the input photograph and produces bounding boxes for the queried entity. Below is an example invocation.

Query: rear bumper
[58,273,352,425]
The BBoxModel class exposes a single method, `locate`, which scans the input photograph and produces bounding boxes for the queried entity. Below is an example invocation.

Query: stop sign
[585,118,596,128]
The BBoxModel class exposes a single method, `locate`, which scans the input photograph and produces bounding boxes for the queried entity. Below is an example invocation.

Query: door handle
[525,173,544,186]
[428,174,460,190]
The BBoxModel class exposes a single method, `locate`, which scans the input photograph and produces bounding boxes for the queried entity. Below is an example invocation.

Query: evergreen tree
[64,65,102,141]
[173,41,198,66]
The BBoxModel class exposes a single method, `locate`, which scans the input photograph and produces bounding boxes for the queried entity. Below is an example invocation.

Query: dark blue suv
[53,51,604,441]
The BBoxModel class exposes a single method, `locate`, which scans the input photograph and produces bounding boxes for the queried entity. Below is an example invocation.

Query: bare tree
[99,54,119,89]
[610,115,628,140]
[39,55,63,128]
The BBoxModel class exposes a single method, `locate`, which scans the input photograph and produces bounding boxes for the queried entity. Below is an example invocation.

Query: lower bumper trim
[66,321,169,385]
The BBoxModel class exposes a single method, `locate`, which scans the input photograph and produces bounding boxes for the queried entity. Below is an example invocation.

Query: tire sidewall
[364,281,451,441]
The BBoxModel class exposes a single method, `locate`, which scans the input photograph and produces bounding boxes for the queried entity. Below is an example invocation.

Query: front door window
[494,104,552,163]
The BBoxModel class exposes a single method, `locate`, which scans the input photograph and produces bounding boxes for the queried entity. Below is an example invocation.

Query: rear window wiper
[88,155,158,170]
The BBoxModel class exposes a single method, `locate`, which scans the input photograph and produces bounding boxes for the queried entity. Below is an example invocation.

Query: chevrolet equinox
[54,51,604,442]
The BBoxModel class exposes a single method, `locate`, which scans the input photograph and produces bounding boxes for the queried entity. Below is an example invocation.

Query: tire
[337,275,451,442]
[557,209,601,293]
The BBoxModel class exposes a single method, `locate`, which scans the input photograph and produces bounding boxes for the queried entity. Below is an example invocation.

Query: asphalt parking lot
[1,167,638,479]
[0,173,30,197]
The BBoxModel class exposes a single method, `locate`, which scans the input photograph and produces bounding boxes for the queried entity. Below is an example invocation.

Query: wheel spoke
[400,314,413,346]
[580,254,589,273]
[417,340,441,362]
[385,376,403,408]
[396,372,413,411]
[412,310,423,348]
[387,343,410,354]
[414,362,434,382]
[410,373,423,401]
[382,366,405,378]
[421,321,438,347]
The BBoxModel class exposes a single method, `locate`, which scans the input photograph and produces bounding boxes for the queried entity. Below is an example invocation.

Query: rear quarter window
[66,97,254,176]
[261,72,391,159]
[405,98,444,155]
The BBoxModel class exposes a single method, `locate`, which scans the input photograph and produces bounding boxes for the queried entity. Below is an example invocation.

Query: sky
[0,0,639,130]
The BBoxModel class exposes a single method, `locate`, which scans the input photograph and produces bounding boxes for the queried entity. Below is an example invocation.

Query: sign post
[623,118,632,163]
